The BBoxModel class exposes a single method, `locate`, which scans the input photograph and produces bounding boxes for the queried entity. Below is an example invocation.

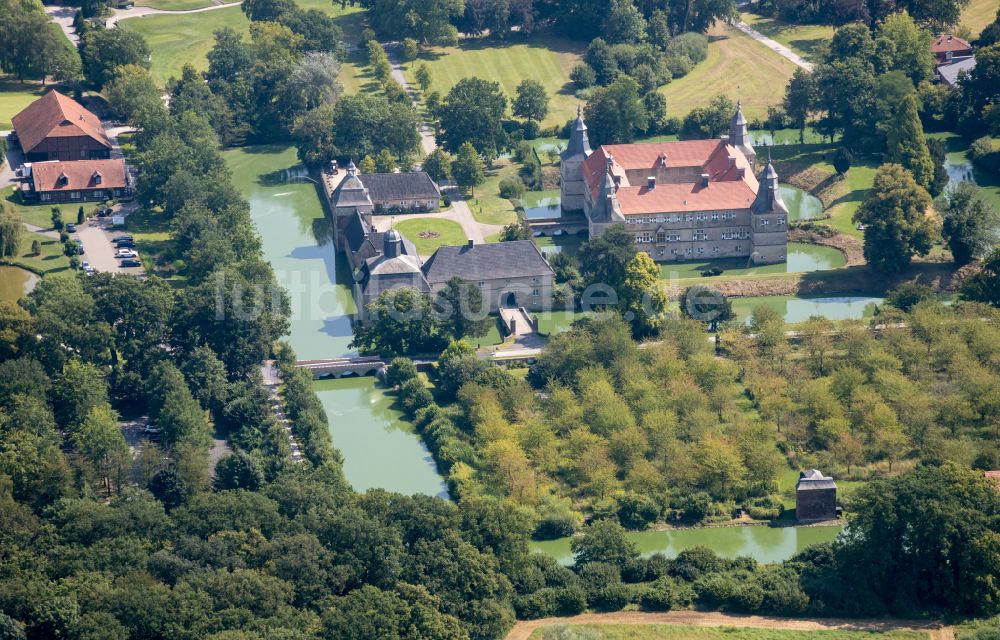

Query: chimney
[647,176,656,189]
[467,239,474,247]
[700,173,710,188]
[947,35,953,41]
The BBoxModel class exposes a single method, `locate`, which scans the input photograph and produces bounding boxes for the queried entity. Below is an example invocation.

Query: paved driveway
[78,223,144,275]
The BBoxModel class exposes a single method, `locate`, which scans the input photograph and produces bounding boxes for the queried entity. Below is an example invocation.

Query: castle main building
[561,102,789,265]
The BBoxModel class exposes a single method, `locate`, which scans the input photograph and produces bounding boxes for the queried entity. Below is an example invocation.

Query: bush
[499,175,526,200]
[569,63,596,88]
[442,195,451,207]
[640,576,678,611]
[833,147,853,175]
[385,357,418,388]
[666,32,709,64]
[514,588,559,619]
[522,119,541,140]
[0,136,7,167]
[670,545,724,581]
[514,140,534,164]
[554,585,588,615]
[616,492,660,529]
[398,377,432,414]
[663,54,693,78]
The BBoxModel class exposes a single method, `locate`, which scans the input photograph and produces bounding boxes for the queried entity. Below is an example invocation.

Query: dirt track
[506,610,954,640]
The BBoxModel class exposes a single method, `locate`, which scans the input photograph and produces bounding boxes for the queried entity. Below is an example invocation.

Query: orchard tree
[679,285,734,331]
[961,245,1000,306]
[854,163,933,272]
[512,79,549,124]
[451,142,485,196]
[940,182,1000,265]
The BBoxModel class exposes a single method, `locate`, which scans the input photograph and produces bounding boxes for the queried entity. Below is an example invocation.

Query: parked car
[116,248,138,259]
[121,258,142,268]
[81,261,94,275]
[97,208,113,218]
[73,240,84,255]
[115,239,135,248]
[114,235,134,244]
[66,223,76,232]
[143,424,161,441]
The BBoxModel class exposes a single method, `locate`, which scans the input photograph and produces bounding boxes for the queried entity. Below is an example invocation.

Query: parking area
[75,203,145,276]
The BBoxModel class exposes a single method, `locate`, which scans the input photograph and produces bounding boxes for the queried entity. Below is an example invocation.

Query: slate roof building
[795,469,837,522]
[422,240,555,312]
[563,101,788,265]
[361,172,440,213]
[11,91,113,162]
[19,159,132,203]
[937,56,977,88]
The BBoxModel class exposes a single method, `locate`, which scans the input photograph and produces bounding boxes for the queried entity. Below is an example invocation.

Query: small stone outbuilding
[795,469,837,522]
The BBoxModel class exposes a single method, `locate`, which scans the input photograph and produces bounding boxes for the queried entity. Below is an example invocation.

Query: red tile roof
[931,34,972,54]
[582,139,759,215]
[29,159,128,192]
[986,470,1000,479]
[11,91,112,155]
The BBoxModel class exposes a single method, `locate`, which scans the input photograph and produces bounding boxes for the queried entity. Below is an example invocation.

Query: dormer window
[57,172,68,186]
[92,171,102,185]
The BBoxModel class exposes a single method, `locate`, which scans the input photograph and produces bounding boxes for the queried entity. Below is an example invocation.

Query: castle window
[713,246,719,253]
[657,248,664,256]
[711,213,719,221]
[778,217,785,225]
[532,289,540,296]
[697,247,704,255]
[735,245,742,252]
[656,231,666,243]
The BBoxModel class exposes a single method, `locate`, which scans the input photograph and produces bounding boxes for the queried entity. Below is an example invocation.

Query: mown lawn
[661,22,798,122]
[961,0,998,37]
[528,625,931,640]
[395,217,466,255]
[120,4,364,87]
[135,0,216,10]
[403,34,584,128]
[740,12,835,60]
[9,231,71,275]
[467,158,520,226]
[0,77,47,131]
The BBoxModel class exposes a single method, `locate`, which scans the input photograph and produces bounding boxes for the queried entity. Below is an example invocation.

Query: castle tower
[587,156,624,237]
[560,106,592,213]
[749,155,788,265]
[726,99,756,167]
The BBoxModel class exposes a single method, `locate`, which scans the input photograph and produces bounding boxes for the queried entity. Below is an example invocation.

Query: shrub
[514,140,534,164]
[442,195,451,207]
[640,576,678,611]
[499,175,526,200]
[522,120,541,140]
[616,492,660,529]
[570,63,596,88]
[399,377,432,414]
[663,54,693,78]
[31,239,41,255]
[670,545,724,581]
[385,357,418,388]
[833,147,853,175]
[514,587,559,619]
[666,32,709,64]
[0,136,7,166]
[554,585,588,615]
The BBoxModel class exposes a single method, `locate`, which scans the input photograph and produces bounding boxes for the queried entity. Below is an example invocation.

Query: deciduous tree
[854,163,933,272]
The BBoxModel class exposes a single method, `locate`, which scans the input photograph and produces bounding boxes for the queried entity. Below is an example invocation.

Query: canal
[532,525,842,565]
[0,266,39,303]
[731,295,883,324]
[225,145,448,497]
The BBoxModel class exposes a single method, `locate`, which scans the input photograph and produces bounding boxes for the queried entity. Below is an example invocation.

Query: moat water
[227,145,447,497]
[532,525,842,565]
[0,266,38,303]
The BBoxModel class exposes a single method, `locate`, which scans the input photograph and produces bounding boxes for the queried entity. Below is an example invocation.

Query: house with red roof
[10,91,112,162]
[560,102,788,265]
[19,159,132,203]
[931,34,973,65]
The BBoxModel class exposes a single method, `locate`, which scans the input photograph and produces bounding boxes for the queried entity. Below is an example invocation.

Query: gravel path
[105,1,241,27]
[44,6,80,44]
[732,20,814,71]
[385,43,437,157]
[507,611,953,640]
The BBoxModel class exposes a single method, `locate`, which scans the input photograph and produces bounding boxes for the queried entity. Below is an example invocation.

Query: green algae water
[314,377,448,497]
[659,243,845,280]
[781,184,824,221]
[532,525,842,565]
[731,295,883,324]
[0,266,37,303]
[225,145,448,497]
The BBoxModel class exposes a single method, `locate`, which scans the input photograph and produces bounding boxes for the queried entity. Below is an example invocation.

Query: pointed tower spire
[563,105,592,160]
[729,99,747,147]
[751,152,788,215]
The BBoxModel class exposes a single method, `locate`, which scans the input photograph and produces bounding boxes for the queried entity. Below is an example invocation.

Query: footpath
[262,360,306,464]
[506,610,953,640]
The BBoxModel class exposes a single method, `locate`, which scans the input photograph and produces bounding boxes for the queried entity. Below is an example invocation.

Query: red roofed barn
[21,159,132,203]
[11,91,112,162]
[561,101,788,264]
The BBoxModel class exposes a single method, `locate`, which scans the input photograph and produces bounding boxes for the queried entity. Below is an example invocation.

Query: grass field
[395,217,466,255]
[120,4,365,87]
[0,78,47,131]
[8,231,71,275]
[2,187,67,229]
[135,0,216,10]
[661,22,798,122]
[404,34,584,128]
[529,624,931,640]
[740,12,835,60]
[468,158,521,226]
[961,0,998,36]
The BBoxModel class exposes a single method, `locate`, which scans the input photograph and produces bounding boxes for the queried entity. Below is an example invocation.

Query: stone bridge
[527,213,588,237]
[296,351,542,379]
